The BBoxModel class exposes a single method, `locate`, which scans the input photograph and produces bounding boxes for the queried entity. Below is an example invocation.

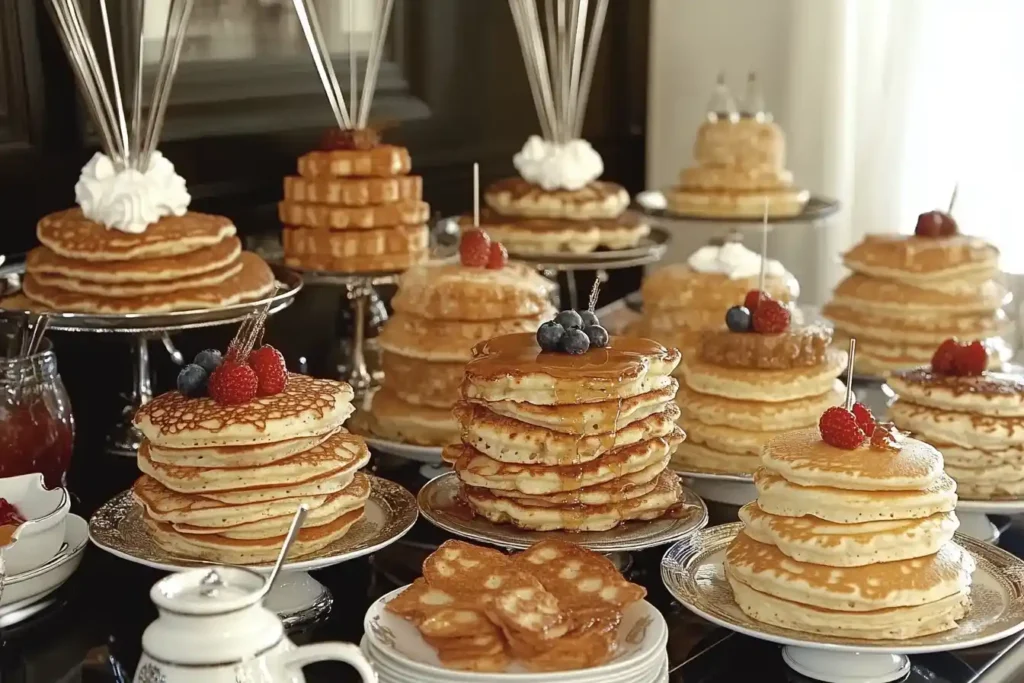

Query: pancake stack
[823,223,1009,376]
[889,365,1024,500]
[672,319,846,476]
[280,134,431,273]
[132,373,370,564]
[631,241,799,355]
[727,425,974,640]
[370,261,556,446]
[20,209,275,314]
[443,331,686,532]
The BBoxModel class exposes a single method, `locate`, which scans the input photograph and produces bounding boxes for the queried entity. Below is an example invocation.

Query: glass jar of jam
[0,341,74,489]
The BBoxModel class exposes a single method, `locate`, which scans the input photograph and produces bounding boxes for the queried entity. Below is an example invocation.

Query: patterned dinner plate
[418,472,708,553]
[88,474,418,572]
[661,522,1024,653]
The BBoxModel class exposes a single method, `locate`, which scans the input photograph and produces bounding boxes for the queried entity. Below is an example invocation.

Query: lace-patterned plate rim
[660,522,1024,654]
[417,471,709,553]
[87,474,418,572]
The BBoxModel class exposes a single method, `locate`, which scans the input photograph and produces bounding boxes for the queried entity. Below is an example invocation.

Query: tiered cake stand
[662,523,1024,683]
[0,260,302,457]
[635,193,840,238]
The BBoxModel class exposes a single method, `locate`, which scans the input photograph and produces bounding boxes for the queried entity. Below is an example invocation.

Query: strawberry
[751,299,790,334]
[819,406,867,449]
[851,402,876,435]
[954,340,987,376]
[208,360,258,405]
[870,422,904,451]
[486,241,508,270]
[460,229,492,267]
[743,290,767,312]
[248,344,288,396]
[931,338,960,375]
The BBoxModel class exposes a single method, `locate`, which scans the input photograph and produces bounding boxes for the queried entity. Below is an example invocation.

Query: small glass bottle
[705,72,738,123]
[740,71,771,123]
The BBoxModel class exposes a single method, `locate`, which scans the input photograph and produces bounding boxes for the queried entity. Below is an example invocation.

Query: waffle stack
[823,231,1009,376]
[370,261,556,446]
[20,209,275,314]
[131,373,370,564]
[889,367,1024,500]
[280,141,431,273]
[443,332,686,531]
[631,241,799,355]
[727,427,973,640]
[672,325,846,476]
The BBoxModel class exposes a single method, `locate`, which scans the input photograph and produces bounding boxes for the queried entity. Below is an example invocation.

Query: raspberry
[931,338,960,375]
[486,241,508,270]
[743,290,768,312]
[851,402,875,435]
[459,229,491,268]
[208,360,258,405]
[248,345,288,396]
[870,422,904,451]
[954,340,987,376]
[818,406,867,450]
[751,299,790,334]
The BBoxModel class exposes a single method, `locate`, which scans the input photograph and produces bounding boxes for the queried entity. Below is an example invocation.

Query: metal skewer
[757,198,769,296]
[473,163,480,228]
[844,339,857,410]
[948,182,959,215]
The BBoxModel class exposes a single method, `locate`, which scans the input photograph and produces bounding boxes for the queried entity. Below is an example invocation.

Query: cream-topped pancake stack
[443,316,687,532]
[631,240,800,355]
[671,291,846,476]
[370,233,556,446]
[727,408,974,639]
[888,340,1024,500]
[131,321,369,564]
[823,210,1009,376]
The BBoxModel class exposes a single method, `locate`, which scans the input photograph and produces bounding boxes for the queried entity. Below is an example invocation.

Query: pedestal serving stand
[635,194,840,239]
[0,261,302,457]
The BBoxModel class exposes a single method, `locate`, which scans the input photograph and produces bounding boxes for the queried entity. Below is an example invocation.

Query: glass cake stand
[0,260,303,457]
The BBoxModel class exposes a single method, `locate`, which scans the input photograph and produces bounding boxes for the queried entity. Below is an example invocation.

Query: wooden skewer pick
[844,339,856,410]
[947,182,959,215]
[757,198,769,298]
[587,277,601,313]
[473,163,480,228]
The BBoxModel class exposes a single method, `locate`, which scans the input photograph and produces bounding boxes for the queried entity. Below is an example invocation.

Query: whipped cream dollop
[75,151,190,233]
[687,241,787,279]
[513,136,603,191]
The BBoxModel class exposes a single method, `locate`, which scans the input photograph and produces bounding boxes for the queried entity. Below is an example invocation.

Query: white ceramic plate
[1,513,87,608]
[364,435,444,465]
[363,585,667,681]
[956,498,1024,514]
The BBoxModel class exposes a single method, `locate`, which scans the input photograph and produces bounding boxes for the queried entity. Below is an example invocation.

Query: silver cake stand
[635,193,840,236]
[0,260,302,457]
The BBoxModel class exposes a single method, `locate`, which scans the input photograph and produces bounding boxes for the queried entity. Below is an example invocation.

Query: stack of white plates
[362,586,669,683]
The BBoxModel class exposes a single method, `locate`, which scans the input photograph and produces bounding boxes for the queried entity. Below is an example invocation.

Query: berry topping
[536,320,566,352]
[819,406,867,450]
[486,241,508,270]
[870,422,904,452]
[743,290,766,312]
[208,360,258,405]
[584,325,609,349]
[193,349,223,375]
[851,402,875,435]
[560,328,591,355]
[931,338,960,374]
[725,305,753,333]
[0,498,24,526]
[248,344,288,396]
[176,364,208,398]
[751,299,791,334]
[914,210,958,237]
[459,229,492,268]
[931,338,987,376]
[579,310,600,328]
[320,127,380,151]
[555,310,584,330]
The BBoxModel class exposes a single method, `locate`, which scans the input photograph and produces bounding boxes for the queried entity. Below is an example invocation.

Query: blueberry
[554,310,584,330]
[725,306,752,332]
[536,321,566,352]
[579,310,600,328]
[193,349,223,374]
[177,364,208,397]
[584,324,609,348]
[559,328,591,355]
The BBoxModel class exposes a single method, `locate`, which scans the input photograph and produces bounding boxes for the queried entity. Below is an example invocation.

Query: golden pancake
[842,233,999,282]
[30,257,242,297]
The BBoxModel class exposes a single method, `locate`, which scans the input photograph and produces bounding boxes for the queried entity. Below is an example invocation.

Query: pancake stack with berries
[280,128,430,273]
[824,209,1010,376]
[672,291,847,476]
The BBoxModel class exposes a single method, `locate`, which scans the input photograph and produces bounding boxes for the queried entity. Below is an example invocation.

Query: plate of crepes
[363,540,668,682]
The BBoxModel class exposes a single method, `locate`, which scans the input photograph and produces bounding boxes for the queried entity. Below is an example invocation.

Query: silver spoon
[258,504,308,600]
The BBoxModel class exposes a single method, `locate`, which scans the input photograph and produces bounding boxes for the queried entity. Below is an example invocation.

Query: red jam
[0,498,25,545]
[0,397,74,489]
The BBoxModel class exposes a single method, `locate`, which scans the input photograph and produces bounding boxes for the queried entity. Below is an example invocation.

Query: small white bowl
[0,473,69,575]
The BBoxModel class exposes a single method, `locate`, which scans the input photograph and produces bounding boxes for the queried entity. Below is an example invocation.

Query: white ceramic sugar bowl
[135,566,375,683]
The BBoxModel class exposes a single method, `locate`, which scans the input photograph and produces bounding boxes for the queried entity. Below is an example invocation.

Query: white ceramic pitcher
[134,566,375,683]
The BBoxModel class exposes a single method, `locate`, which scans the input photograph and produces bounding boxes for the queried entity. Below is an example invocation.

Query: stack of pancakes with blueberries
[726,399,974,640]
[370,229,556,446]
[672,289,846,476]
[442,308,688,532]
